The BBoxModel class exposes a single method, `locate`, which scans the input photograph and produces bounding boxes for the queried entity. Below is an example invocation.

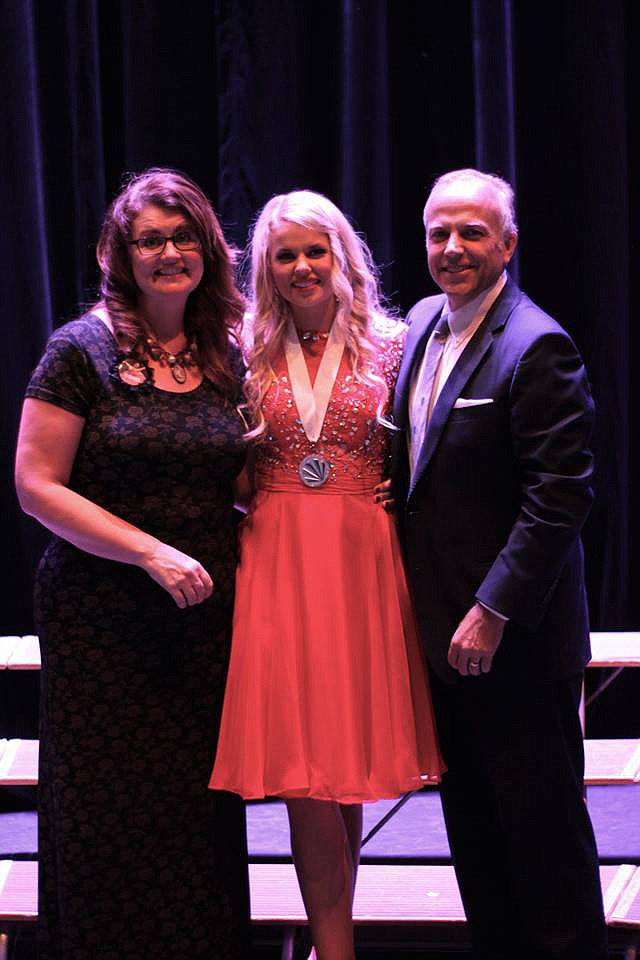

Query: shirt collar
[443,272,508,339]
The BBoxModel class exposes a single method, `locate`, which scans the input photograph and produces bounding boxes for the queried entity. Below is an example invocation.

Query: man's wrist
[477,600,508,623]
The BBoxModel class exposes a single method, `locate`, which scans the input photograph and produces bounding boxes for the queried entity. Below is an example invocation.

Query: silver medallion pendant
[299,454,331,488]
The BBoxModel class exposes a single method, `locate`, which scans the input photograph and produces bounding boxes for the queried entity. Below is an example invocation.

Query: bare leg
[286,798,356,960]
[338,803,362,900]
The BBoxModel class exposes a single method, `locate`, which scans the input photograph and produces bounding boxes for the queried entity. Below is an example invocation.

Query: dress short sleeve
[25,321,101,417]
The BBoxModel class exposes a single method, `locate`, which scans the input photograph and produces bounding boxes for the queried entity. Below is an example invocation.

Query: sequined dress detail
[210,323,444,801]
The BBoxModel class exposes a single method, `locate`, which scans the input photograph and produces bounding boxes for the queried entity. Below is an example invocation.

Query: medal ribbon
[284,318,346,442]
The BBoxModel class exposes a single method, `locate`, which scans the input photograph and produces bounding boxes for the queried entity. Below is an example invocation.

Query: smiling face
[424,179,517,310]
[129,204,204,307]
[268,222,335,329]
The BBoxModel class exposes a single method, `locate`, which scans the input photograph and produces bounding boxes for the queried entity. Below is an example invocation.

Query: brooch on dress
[111,355,154,389]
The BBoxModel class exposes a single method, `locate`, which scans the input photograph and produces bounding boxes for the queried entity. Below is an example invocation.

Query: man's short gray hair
[424,168,518,240]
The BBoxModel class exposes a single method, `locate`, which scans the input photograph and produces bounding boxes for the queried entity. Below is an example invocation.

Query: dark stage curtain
[1,0,637,734]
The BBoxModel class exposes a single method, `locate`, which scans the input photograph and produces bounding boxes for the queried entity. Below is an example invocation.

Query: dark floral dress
[25,314,250,960]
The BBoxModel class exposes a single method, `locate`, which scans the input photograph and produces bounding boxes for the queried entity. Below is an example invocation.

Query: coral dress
[210,324,444,802]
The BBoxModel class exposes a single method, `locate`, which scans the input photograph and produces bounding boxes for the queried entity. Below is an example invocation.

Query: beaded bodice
[255,324,405,490]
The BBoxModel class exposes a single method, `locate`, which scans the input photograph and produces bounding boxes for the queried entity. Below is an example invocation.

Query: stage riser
[2,861,640,929]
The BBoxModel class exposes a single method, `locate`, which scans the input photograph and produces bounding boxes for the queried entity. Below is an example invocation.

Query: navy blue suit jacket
[392,277,595,685]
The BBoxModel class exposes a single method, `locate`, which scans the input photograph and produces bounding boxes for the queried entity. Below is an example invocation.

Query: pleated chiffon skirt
[210,481,444,803]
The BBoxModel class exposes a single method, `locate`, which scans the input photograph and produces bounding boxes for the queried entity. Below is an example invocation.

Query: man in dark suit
[392,169,607,959]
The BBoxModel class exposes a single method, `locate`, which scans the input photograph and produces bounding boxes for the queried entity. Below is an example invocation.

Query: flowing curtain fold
[1,0,55,630]
[471,0,519,282]
[338,0,393,270]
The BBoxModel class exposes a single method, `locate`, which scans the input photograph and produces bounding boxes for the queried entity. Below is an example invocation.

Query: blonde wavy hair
[243,189,400,437]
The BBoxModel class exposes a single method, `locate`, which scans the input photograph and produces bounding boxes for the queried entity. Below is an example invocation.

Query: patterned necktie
[409,315,450,478]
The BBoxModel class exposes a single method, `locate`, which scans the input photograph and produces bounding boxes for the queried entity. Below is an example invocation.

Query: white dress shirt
[409,272,508,452]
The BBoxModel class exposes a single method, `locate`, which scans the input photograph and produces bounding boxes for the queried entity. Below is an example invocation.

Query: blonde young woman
[210,190,444,960]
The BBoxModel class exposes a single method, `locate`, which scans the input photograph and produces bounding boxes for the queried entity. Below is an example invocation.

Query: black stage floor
[246,784,640,865]
[3,784,639,864]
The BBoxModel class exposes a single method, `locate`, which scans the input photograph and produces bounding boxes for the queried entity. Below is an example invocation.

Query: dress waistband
[257,466,380,496]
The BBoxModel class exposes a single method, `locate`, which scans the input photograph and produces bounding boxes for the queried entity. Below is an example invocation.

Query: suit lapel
[407,278,522,498]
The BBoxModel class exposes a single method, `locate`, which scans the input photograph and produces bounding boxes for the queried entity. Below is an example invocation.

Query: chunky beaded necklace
[141,334,198,384]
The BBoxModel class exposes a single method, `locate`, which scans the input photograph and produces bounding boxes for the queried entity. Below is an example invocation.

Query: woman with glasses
[15,168,250,960]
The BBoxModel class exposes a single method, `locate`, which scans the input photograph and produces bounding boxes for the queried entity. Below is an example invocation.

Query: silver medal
[299,455,331,488]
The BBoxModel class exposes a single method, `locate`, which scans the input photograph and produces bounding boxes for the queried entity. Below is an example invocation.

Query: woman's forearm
[15,398,212,608]
[17,476,160,566]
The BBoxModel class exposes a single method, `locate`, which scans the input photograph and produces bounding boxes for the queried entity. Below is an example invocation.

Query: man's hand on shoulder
[448,602,505,676]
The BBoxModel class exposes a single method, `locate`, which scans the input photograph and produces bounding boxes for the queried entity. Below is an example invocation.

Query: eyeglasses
[128,228,201,257]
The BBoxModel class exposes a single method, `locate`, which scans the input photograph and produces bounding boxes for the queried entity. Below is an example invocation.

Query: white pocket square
[453,397,494,408]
